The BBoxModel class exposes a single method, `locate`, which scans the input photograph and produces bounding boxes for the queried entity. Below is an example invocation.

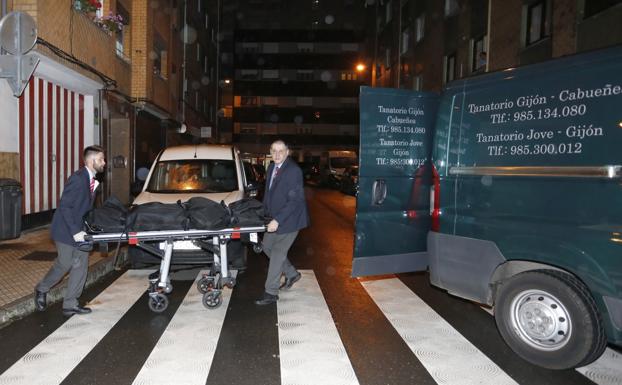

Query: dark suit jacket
[263,158,309,234]
[50,168,95,246]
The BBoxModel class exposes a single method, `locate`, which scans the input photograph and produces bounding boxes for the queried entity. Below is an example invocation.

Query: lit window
[415,14,425,42]
[445,0,459,16]
[443,53,456,84]
[385,0,392,23]
[471,35,487,72]
[526,1,549,45]
[401,27,411,54]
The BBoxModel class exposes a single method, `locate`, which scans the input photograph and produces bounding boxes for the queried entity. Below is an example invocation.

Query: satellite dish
[0,11,37,55]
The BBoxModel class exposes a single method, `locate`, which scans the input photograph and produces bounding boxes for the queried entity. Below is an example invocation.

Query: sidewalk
[0,226,120,328]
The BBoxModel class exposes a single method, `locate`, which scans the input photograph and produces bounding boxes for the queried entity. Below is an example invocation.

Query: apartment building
[0,0,215,228]
[371,0,622,91]
[219,0,367,162]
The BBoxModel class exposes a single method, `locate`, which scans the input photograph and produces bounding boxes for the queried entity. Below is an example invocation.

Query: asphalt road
[0,187,620,385]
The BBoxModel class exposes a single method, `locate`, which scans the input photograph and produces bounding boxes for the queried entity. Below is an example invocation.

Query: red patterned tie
[270,167,279,189]
[90,177,95,195]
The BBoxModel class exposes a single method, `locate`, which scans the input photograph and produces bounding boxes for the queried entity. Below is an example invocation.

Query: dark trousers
[262,231,299,295]
[36,241,89,308]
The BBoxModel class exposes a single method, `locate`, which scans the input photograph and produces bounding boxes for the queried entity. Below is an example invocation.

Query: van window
[147,160,239,193]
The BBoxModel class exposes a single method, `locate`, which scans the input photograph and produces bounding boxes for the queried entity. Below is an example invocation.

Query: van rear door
[352,87,439,277]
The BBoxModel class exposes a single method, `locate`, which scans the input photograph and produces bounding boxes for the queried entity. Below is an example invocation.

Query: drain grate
[20,251,58,261]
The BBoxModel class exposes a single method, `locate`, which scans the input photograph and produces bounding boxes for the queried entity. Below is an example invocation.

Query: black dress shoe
[279,272,302,290]
[34,290,47,312]
[62,306,92,316]
[254,292,278,305]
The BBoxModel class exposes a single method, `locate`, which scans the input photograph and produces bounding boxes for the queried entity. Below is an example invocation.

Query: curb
[0,251,124,329]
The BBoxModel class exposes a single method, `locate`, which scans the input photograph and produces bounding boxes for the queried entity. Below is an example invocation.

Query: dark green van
[354,45,622,370]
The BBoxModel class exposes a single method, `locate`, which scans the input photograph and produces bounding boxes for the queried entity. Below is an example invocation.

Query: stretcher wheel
[253,244,263,253]
[197,277,215,294]
[164,283,173,294]
[202,291,222,309]
[148,293,169,313]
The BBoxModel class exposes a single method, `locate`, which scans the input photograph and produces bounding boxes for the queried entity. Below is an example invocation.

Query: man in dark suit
[255,140,310,305]
[34,145,106,316]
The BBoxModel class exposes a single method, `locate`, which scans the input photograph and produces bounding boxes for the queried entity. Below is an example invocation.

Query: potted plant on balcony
[74,0,102,18]
[97,12,124,33]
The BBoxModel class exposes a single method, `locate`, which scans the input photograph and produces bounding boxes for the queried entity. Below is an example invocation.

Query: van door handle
[371,179,387,205]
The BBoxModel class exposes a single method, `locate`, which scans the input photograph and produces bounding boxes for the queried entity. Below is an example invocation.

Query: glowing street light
[356,63,366,72]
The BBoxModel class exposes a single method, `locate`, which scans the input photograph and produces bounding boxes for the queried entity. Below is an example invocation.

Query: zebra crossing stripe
[576,348,622,385]
[277,270,359,385]
[361,277,518,385]
[131,270,237,385]
[0,270,151,385]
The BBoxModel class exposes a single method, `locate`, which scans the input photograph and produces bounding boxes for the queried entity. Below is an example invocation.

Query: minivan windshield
[146,159,239,193]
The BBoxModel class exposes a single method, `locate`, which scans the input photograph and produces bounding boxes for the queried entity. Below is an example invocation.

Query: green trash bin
[0,179,22,240]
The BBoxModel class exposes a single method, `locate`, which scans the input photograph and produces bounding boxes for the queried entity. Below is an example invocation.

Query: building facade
[219,0,367,163]
[371,0,622,91]
[0,0,217,229]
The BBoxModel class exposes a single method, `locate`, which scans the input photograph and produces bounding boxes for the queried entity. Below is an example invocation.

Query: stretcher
[85,225,265,313]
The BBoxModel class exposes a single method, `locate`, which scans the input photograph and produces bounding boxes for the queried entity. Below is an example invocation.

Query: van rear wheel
[494,270,606,369]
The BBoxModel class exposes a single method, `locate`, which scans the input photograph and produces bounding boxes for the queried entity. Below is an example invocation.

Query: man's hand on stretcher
[267,219,279,233]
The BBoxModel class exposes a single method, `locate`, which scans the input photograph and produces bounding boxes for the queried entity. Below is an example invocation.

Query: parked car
[130,144,257,269]
[243,161,265,200]
[299,161,320,183]
[339,165,358,196]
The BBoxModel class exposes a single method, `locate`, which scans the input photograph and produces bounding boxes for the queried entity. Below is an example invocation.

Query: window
[241,96,257,106]
[443,53,456,84]
[241,69,259,80]
[96,0,104,18]
[204,55,208,74]
[153,34,167,78]
[197,0,201,13]
[401,27,411,55]
[262,70,279,79]
[584,0,622,18]
[471,35,487,72]
[297,43,314,53]
[385,0,392,23]
[413,75,422,91]
[415,14,425,42]
[242,43,259,53]
[445,0,459,16]
[115,4,130,60]
[385,48,392,69]
[263,96,278,105]
[340,72,358,81]
[263,42,279,53]
[526,1,549,45]
[205,14,209,29]
[296,70,314,80]
[195,92,199,109]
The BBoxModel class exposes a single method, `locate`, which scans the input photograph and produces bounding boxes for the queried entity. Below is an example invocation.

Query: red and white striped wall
[18,76,87,215]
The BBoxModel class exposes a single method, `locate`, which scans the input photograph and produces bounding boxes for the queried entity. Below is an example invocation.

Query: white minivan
[130,144,257,268]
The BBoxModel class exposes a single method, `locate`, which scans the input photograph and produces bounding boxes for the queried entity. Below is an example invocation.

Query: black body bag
[184,197,231,230]
[84,196,129,233]
[228,198,266,227]
[128,201,190,231]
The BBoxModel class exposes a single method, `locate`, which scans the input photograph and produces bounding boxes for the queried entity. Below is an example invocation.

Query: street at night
[1,188,620,385]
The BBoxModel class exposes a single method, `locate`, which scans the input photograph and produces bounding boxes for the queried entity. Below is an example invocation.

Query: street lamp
[356,63,366,72]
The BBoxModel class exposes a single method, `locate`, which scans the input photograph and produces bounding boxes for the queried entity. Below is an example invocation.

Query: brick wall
[488,0,522,71]
[552,0,577,57]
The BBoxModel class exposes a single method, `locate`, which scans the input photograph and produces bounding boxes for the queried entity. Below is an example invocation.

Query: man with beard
[34,145,106,316]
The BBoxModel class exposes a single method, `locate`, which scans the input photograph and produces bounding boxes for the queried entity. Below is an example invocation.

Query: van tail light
[430,165,440,232]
